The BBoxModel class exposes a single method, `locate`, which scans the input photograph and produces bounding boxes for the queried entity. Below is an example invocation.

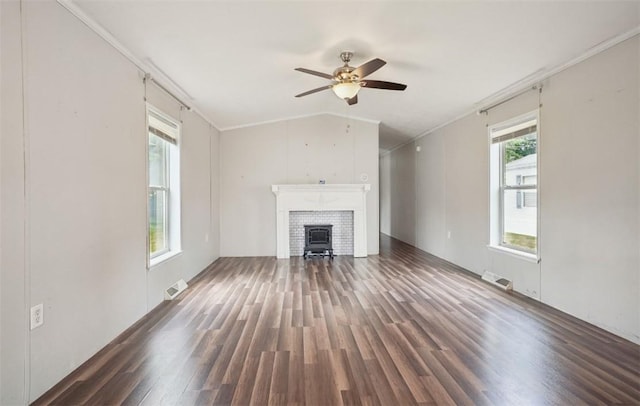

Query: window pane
[149,189,167,255]
[502,189,537,251]
[149,134,167,187]
[503,134,536,187]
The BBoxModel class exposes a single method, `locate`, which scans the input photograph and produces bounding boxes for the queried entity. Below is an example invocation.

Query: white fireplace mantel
[272,184,370,258]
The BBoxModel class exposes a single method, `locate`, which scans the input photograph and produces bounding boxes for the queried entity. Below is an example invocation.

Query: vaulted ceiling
[71,1,639,152]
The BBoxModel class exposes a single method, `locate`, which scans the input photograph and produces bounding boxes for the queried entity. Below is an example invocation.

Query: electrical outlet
[447,231,451,239]
[30,303,44,330]
[205,233,209,242]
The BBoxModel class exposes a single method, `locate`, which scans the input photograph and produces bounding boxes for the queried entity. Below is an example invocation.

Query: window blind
[491,124,536,144]
[148,110,178,145]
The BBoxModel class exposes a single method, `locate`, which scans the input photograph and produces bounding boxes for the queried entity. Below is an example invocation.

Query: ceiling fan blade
[295,85,333,98]
[352,58,386,79]
[361,80,407,91]
[294,67,334,80]
[346,95,358,106]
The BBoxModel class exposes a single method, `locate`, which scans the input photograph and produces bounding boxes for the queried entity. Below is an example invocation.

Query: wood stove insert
[303,224,334,259]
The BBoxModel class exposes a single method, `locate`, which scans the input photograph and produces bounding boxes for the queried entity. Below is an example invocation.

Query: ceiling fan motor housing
[333,66,357,82]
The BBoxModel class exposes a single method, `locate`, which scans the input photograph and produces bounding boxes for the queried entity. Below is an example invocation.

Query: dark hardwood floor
[34,235,640,405]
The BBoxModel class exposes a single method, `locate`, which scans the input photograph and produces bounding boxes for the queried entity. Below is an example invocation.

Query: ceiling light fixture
[332,81,360,100]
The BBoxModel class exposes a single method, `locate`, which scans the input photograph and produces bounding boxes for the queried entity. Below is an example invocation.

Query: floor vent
[481,271,513,291]
[165,279,188,300]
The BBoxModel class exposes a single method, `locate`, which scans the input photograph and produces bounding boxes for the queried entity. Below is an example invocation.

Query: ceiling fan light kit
[295,51,407,105]
[332,81,360,100]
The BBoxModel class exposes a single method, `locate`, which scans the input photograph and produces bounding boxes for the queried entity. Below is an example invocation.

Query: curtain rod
[478,84,542,115]
[144,74,192,111]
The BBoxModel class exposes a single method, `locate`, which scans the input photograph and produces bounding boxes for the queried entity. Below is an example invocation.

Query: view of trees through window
[504,136,536,164]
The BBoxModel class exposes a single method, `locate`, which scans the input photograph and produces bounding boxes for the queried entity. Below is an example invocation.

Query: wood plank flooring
[34,235,640,405]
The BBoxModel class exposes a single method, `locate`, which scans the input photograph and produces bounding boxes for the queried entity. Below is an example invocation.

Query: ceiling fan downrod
[340,51,354,65]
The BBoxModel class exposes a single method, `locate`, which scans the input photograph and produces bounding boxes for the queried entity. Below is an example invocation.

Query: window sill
[149,250,182,269]
[487,245,540,263]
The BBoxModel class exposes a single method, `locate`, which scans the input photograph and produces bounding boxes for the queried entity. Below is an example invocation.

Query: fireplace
[303,224,333,259]
[271,184,370,259]
[289,211,353,256]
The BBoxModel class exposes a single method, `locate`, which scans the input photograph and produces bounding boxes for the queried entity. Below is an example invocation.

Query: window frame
[146,104,182,267]
[489,110,540,260]
[148,133,170,259]
[499,139,537,253]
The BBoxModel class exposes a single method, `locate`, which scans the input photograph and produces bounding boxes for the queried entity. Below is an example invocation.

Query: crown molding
[56,0,638,147]
[57,0,378,134]
[474,25,640,115]
[219,112,380,132]
[56,0,221,131]
[381,26,640,157]
[57,0,146,70]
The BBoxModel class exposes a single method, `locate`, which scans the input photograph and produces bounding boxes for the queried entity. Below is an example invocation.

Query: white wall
[1,1,221,402]
[385,142,416,245]
[221,114,379,257]
[380,36,640,343]
[1,1,28,404]
[539,37,639,342]
[26,4,148,397]
[379,154,391,235]
[415,131,446,258]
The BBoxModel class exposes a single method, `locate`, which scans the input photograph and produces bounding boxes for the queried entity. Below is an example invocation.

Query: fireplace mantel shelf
[271,184,371,193]
[272,184,370,259]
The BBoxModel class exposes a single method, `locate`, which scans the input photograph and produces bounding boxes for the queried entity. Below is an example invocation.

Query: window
[489,112,538,255]
[148,106,181,263]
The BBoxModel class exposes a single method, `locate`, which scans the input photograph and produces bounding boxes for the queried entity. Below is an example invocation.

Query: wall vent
[165,279,188,300]
[481,271,513,291]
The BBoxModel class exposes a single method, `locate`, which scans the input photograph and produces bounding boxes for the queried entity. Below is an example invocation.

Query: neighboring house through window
[489,112,538,256]
[148,106,181,264]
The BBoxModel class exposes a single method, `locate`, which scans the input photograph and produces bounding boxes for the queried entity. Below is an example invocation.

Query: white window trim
[487,245,540,263]
[488,109,540,261]
[150,250,183,268]
[146,104,182,270]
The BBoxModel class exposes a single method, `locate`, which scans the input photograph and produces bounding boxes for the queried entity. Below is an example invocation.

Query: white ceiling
[71,1,639,152]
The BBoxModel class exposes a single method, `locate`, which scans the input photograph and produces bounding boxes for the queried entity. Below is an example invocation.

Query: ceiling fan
[295,51,407,106]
